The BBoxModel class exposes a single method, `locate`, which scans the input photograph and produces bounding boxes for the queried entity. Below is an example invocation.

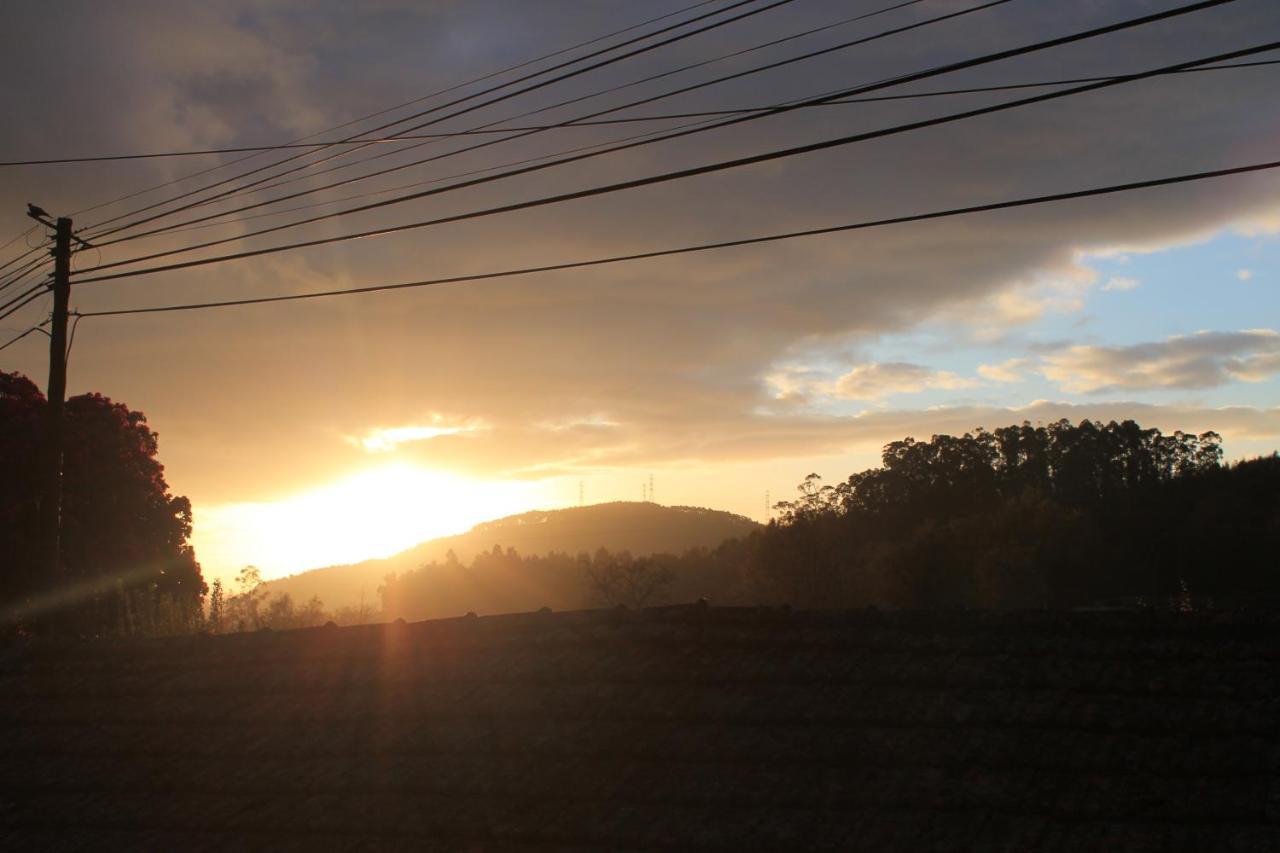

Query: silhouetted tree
[224,566,268,631]
[258,592,327,630]
[744,419,1276,611]
[0,371,204,634]
[584,549,675,609]
[207,578,225,634]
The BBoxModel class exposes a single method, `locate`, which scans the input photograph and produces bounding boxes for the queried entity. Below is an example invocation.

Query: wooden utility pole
[37,214,73,584]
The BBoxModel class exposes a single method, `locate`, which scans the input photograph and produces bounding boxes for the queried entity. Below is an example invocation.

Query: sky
[1,0,1278,586]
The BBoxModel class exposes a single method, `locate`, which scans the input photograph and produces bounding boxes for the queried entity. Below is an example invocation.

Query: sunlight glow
[193,464,540,582]
[350,419,489,452]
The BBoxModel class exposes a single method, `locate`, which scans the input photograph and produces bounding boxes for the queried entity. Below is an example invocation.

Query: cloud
[978,358,1028,383]
[1040,330,1280,393]
[533,414,622,432]
[373,399,1280,480]
[350,418,489,453]
[766,361,979,403]
[1102,276,1141,292]
[1237,269,1254,281]
[2,1,1278,505]
[833,362,977,400]
[763,366,834,403]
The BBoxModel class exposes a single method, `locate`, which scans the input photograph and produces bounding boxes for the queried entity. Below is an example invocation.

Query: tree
[1,372,52,610]
[224,566,268,631]
[207,578,225,634]
[584,548,676,609]
[257,592,328,630]
[744,419,1256,610]
[0,371,204,634]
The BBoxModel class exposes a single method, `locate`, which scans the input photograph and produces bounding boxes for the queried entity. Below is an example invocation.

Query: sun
[194,464,542,582]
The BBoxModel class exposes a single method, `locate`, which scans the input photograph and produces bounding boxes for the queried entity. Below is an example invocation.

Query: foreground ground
[2,606,1278,851]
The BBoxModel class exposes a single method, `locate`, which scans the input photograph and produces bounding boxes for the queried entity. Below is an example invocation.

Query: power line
[483,0,934,129]
[97,0,980,248]
[84,0,796,246]
[80,0,784,240]
[0,258,49,297]
[141,0,802,226]
[109,56,1280,243]
[0,324,48,353]
[82,0,1019,255]
[0,243,48,280]
[0,285,50,324]
[0,283,46,317]
[157,113,731,238]
[0,255,50,298]
[64,313,84,363]
[73,157,1280,318]
[65,0,725,222]
[187,0,935,219]
[7,55,1277,170]
[0,130,577,166]
[151,110,747,239]
[74,7,1258,285]
[561,56,1280,124]
[0,225,37,251]
[0,272,47,309]
[0,1,929,169]
[86,0,1236,265]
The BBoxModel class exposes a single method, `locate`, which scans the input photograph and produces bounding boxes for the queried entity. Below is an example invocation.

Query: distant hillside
[263,502,759,609]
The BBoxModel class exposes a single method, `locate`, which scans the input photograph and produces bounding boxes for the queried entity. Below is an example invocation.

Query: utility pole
[27,207,75,589]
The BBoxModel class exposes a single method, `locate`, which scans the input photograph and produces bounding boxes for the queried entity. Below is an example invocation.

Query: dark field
[2,606,1278,851]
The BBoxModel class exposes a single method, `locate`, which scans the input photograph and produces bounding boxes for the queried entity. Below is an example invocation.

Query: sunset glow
[1,1,1277,598]
[4,3,1279,846]
[193,465,544,583]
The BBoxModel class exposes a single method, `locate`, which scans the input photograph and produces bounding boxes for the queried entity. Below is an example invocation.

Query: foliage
[207,578,225,634]
[220,566,268,631]
[1,371,204,635]
[752,419,1279,610]
[583,548,676,609]
[380,542,749,622]
[206,565,374,633]
[114,584,206,637]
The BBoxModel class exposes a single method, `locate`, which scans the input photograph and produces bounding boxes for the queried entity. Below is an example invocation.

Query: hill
[262,501,759,610]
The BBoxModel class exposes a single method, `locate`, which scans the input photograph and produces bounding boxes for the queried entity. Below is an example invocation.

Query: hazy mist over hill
[263,502,758,609]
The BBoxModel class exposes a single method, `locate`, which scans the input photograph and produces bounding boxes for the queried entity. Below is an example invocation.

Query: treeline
[378,420,1279,618]
[238,418,1280,626]
[752,420,1279,610]
[379,542,751,622]
[205,567,379,633]
[11,374,1272,638]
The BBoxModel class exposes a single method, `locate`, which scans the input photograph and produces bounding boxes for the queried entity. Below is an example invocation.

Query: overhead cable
[121,57,1280,241]
[81,0,787,239]
[65,0,724,221]
[97,0,989,245]
[75,158,1280,317]
[74,2,1254,283]
[0,324,48,353]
